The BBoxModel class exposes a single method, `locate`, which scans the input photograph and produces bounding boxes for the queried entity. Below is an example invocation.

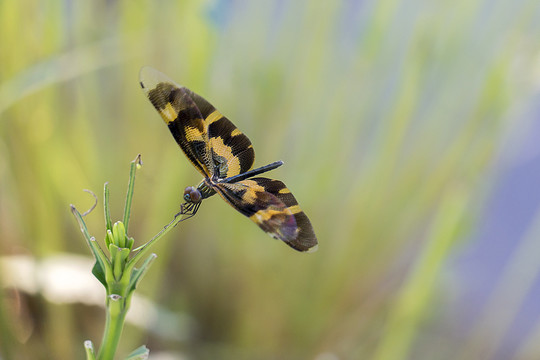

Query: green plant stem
[97,295,129,360]
[73,156,181,359]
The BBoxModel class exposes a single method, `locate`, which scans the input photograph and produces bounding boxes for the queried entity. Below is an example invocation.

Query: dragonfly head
[183,186,202,203]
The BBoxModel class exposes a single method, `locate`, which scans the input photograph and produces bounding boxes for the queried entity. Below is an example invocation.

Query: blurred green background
[2,0,540,359]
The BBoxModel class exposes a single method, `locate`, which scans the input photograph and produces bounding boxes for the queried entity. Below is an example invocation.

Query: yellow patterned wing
[214,178,318,252]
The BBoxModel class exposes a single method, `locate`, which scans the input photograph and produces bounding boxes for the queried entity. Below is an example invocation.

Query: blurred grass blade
[0,35,139,115]
[460,198,540,359]
[373,186,469,360]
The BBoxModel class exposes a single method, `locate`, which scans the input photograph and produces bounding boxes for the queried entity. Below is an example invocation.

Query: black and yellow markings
[139,66,317,252]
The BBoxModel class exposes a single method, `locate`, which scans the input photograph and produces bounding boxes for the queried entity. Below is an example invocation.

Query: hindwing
[214,178,318,252]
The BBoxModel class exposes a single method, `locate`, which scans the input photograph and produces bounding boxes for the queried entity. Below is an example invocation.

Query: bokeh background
[2,0,540,359]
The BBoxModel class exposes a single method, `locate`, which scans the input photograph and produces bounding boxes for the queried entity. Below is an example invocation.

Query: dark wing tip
[288,236,318,253]
[305,243,318,253]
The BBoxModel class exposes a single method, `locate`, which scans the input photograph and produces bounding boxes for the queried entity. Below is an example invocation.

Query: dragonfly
[139,67,317,252]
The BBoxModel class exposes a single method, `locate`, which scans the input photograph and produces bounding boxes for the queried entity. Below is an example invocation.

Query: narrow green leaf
[88,237,111,287]
[71,204,110,288]
[123,154,142,233]
[92,261,107,287]
[124,345,149,360]
[128,214,185,269]
[84,340,97,360]
[128,254,157,293]
[104,182,112,231]
[70,204,93,244]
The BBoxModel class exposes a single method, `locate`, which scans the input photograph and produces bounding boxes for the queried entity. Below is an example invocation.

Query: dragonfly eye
[183,186,202,203]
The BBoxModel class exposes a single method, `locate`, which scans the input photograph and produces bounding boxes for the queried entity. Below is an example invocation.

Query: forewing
[183,89,255,179]
[139,67,213,178]
[214,178,318,252]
